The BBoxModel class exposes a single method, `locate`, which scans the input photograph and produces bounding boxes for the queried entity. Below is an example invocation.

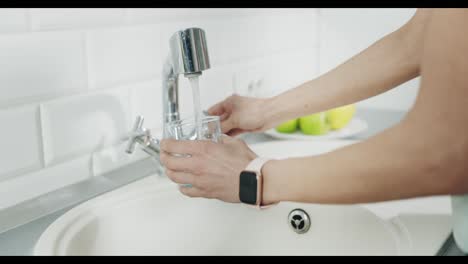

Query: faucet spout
[169,27,210,76]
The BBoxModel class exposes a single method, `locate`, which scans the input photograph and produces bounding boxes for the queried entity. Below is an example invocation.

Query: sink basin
[34,140,452,256]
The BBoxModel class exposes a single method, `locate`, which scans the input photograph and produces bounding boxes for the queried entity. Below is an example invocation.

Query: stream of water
[189,76,203,139]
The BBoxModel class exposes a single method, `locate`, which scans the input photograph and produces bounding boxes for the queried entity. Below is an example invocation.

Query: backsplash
[0,8,319,209]
[0,8,416,210]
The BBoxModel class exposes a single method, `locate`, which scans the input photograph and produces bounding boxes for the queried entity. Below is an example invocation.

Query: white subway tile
[232,61,263,97]
[233,48,319,98]
[0,8,28,33]
[269,49,319,95]
[126,8,254,25]
[30,8,125,30]
[0,155,91,210]
[189,10,319,66]
[86,25,164,89]
[126,8,203,24]
[0,31,86,106]
[319,8,418,111]
[267,10,319,52]
[130,79,163,131]
[191,18,258,65]
[92,142,149,177]
[0,105,42,181]
[41,88,131,166]
[319,8,416,74]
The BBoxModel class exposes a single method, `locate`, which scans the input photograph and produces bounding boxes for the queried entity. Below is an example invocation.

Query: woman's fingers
[226,128,246,137]
[220,117,237,134]
[165,169,195,185]
[160,151,205,175]
[179,185,207,198]
[207,100,226,116]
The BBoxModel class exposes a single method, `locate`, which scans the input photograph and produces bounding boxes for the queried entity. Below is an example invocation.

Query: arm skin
[264,9,431,126]
[207,10,432,136]
[262,9,468,205]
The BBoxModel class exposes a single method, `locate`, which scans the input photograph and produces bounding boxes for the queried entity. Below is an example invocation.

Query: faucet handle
[125,116,145,154]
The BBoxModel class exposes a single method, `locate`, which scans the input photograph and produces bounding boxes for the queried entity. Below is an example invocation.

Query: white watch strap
[245,157,271,174]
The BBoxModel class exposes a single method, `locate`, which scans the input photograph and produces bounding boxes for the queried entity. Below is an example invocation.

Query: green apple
[299,112,330,135]
[326,104,356,130]
[275,119,298,133]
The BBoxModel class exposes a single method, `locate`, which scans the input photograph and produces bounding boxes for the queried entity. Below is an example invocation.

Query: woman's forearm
[261,119,453,205]
[260,9,468,206]
[265,10,429,124]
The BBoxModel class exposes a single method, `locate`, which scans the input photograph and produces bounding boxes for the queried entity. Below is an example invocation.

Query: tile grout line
[81,30,91,92]
[75,28,96,180]
[24,8,33,32]
[122,8,131,26]
[36,105,46,169]
[37,104,50,168]
[0,76,164,111]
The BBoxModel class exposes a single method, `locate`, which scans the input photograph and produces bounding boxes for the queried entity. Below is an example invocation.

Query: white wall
[319,8,419,111]
[0,8,319,209]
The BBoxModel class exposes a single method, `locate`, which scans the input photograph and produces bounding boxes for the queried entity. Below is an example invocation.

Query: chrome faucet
[125,27,211,163]
[162,27,210,137]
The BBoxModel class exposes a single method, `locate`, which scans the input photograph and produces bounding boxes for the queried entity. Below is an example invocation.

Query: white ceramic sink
[34,140,453,256]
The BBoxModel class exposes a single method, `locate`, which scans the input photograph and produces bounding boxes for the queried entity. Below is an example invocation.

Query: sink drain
[288,209,311,234]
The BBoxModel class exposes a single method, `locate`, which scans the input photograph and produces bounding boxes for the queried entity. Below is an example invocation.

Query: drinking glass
[164,115,221,142]
[164,115,222,187]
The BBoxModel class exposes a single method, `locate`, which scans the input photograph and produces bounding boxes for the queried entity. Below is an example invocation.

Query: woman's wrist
[261,80,317,128]
[261,95,290,129]
[261,159,283,205]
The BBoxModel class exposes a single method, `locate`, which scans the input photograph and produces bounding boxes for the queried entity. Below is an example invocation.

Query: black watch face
[239,171,257,205]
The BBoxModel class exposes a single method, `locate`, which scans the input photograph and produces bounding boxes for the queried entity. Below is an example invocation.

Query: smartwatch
[239,157,276,209]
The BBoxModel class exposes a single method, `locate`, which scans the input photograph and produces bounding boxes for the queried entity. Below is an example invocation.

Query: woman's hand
[207,94,272,136]
[159,135,258,203]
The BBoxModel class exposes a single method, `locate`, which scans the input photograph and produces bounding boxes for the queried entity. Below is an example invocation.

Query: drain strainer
[288,209,311,234]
